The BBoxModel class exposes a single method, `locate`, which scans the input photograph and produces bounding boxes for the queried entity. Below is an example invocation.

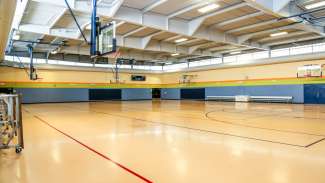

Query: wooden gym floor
[1,100,325,183]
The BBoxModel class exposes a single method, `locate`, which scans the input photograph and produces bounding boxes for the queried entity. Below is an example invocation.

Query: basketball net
[106,50,122,84]
[107,49,121,63]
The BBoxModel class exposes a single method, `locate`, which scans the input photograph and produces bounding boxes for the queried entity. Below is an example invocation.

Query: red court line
[33,115,153,183]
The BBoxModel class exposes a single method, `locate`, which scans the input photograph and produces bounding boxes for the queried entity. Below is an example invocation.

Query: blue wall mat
[244,85,304,103]
[205,86,245,97]
[16,88,89,103]
[13,85,307,103]
[181,88,205,99]
[161,88,180,100]
[304,84,325,104]
[121,88,152,100]
[89,89,122,100]
[206,85,304,103]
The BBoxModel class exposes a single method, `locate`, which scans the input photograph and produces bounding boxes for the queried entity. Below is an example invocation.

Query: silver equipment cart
[0,94,24,153]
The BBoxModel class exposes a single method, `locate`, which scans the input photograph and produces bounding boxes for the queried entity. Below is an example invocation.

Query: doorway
[152,88,161,99]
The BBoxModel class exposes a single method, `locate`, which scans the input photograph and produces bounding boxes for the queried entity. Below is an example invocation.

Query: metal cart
[0,94,24,153]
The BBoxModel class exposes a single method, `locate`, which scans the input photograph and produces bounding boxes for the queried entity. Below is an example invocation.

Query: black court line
[206,102,325,119]
[23,106,325,148]
[305,138,325,148]
[77,103,325,137]
[100,101,325,124]
[56,106,309,148]
[218,108,325,121]
[104,110,325,148]
[91,111,309,148]
[205,110,325,137]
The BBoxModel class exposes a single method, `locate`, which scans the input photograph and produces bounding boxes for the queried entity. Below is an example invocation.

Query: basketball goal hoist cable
[64,0,89,44]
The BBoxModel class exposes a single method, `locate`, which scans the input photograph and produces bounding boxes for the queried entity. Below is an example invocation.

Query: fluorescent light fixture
[270,31,288,37]
[305,1,325,9]
[175,38,188,43]
[85,23,91,30]
[198,3,220,13]
[230,51,241,55]
[171,53,180,56]
[13,34,20,40]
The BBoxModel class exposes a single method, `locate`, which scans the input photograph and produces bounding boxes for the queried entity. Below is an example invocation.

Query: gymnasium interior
[1,0,325,182]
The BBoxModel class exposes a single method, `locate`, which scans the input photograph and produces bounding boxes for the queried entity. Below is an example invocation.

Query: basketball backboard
[98,21,117,57]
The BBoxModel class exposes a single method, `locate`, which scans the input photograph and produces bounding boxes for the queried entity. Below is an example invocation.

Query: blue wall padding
[121,88,152,100]
[181,88,205,99]
[304,84,325,104]
[16,88,89,103]
[161,88,181,100]
[12,84,318,104]
[205,85,304,103]
[205,86,245,96]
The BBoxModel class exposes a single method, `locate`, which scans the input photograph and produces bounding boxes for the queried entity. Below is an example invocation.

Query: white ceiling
[6,0,325,63]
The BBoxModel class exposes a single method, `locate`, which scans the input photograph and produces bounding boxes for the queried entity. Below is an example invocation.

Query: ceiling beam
[141,30,164,48]
[263,35,323,46]
[244,0,325,36]
[163,35,183,42]
[142,0,168,13]
[18,24,203,57]
[167,1,212,19]
[29,0,267,51]
[209,45,238,52]
[110,0,125,17]
[238,23,302,43]
[226,19,279,34]
[49,9,67,29]
[116,21,126,27]
[217,47,252,54]
[176,38,201,46]
[189,42,212,54]
[257,31,309,42]
[188,2,248,35]
[215,11,264,28]
[123,26,147,37]
[244,0,291,13]
[11,0,29,29]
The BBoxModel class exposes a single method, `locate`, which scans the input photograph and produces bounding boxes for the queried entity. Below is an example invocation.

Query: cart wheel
[15,147,22,154]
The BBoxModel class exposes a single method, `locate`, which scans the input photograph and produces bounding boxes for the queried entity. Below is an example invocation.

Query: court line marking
[25,104,325,150]
[59,106,307,148]
[93,110,325,148]
[98,101,325,136]
[205,110,325,137]
[217,107,325,121]
[24,110,153,183]
[305,138,325,148]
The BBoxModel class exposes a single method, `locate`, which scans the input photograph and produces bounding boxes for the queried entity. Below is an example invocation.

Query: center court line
[88,102,325,136]
[27,105,324,149]
[28,113,153,183]
[59,106,307,148]
[92,111,324,148]
[205,110,325,137]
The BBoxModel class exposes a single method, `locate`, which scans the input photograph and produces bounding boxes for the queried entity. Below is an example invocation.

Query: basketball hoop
[112,50,121,60]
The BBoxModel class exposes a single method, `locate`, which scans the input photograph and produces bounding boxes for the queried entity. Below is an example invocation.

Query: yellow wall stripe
[1,77,325,88]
